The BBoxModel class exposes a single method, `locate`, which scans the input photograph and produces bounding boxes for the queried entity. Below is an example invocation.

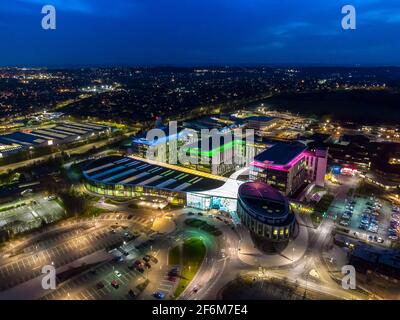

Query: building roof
[238,182,293,224]
[0,122,109,147]
[254,143,307,166]
[132,126,187,146]
[186,134,245,156]
[83,156,225,193]
[245,116,274,122]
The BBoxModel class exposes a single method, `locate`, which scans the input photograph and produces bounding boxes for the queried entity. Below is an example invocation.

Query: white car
[114,270,122,277]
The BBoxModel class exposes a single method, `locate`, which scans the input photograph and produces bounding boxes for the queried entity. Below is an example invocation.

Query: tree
[59,191,89,217]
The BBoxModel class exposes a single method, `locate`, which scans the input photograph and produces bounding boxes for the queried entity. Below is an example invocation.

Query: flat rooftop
[238,182,292,223]
[254,143,307,166]
[132,126,187,146]
[246,116,275,122]
[83,156,225,193]
[0,122,109,146]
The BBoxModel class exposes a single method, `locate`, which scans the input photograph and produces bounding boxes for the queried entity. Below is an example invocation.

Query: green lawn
[310,193,335,227]
[84,194,100,202]
[173,238,206,298]
[0,202,26,213]
[55,197,65,210]
[85,206,110,217]
[355,181,383,197]
[128,203,139,210]
[310,212,323,226]
[314,194,334,214]
[104,198,128,205]
[185,218,222,236]
[168,245,181,266]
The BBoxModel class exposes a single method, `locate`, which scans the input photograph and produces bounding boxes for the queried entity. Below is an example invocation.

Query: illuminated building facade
[183,134,249,176]
[237,182,296,242]
[250,143,328,196]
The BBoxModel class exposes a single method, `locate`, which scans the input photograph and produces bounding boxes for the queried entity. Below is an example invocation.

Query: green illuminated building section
[186,139,245,157]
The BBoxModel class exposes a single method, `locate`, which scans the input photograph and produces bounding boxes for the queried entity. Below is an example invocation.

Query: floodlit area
[0,193,65,230]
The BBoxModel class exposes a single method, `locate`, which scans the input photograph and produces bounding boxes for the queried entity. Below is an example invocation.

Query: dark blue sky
[1,0,400,66]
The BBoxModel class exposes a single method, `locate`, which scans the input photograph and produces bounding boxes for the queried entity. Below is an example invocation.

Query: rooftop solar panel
[102,168,137,183]
[118,172,150,184]
[91,165,126,179]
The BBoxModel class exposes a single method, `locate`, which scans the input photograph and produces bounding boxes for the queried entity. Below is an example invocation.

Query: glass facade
[237,198,295,241]
[84,180,185,205]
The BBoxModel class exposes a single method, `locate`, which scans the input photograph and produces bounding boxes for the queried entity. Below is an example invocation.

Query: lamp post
[292,247,295,261]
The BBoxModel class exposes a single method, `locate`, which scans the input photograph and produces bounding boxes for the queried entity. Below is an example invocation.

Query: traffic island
[171,237,206,299]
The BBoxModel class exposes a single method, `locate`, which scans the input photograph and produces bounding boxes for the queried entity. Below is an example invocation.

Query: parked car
[153,291,165,299]
[111,280,120,288]
[149,256,158,264]
[128,289,137,298]
[114,270,122,277]
[96,281,104,289]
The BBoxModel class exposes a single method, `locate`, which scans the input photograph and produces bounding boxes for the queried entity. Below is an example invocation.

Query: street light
[292,247,295,261]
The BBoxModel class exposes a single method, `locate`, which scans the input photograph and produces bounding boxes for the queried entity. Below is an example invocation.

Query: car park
[96,281,104,289]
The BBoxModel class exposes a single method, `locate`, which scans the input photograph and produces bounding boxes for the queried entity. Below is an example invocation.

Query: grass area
[314,194,334,214]
[84,206,110,217]
[0,202,26,213]
[165,203,184,210]
[104,198,128,205]
[310,212,323,226]
[173,238,206,298]
[184,218,222,236]
[128,203,139,210]
[168,245,181,266]
[55,197,65,209]
[310,194,334,227]
[84,194,100,202]
[347,188,355,197]
[355,181,384,197]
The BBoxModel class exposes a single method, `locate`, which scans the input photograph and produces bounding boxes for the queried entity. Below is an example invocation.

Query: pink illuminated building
[250,143,328,197]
